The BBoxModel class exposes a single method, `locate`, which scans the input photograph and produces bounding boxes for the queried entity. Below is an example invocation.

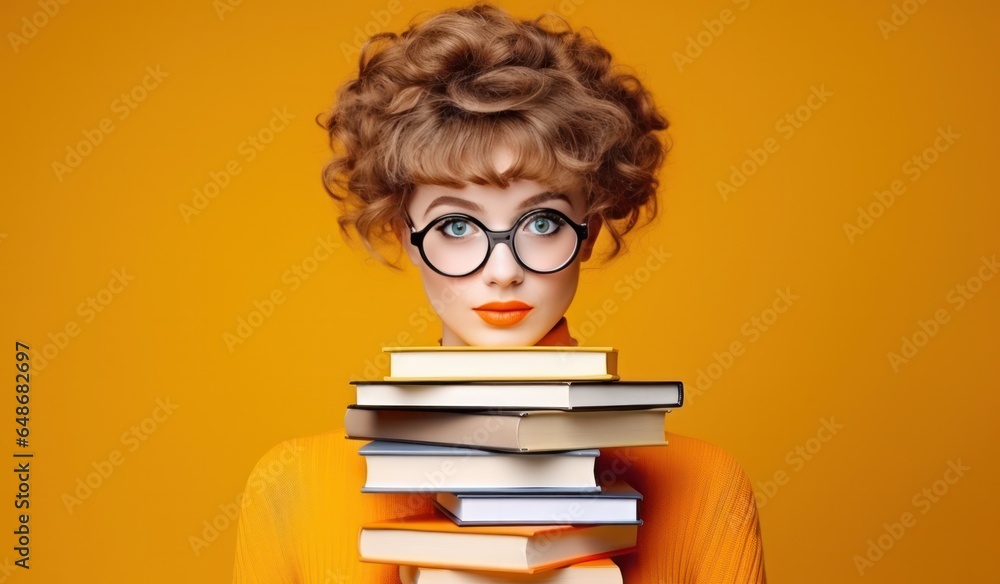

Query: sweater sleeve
[231,439,306,584]
[599,433,767,584]
[231,431,436,584]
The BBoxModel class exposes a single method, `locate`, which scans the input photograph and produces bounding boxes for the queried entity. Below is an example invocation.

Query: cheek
[529,269,580,314]
[553,277,579,308]
[420,269,472,314]
[419,268,445,299]
[551,265,581,299]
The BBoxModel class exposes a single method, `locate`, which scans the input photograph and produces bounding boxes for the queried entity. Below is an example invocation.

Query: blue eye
[523,212,564,236]
[436,218,477,239]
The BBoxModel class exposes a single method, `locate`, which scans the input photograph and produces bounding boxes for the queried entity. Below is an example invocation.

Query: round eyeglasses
[406,208,590,277]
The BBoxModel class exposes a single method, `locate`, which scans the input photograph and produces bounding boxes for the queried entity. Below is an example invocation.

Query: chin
[447,319,550,347]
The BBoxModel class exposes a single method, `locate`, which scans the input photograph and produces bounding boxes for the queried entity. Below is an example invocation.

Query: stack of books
[345,346,683,583]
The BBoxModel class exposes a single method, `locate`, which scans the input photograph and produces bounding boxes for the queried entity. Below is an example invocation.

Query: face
[398,159,602,346]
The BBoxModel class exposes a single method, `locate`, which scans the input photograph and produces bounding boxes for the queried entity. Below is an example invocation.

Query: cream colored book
[359,513,636,573]
[399,559,623,584]
[384,346,619,381]
[359,441,600,492]
[344,406,669,452]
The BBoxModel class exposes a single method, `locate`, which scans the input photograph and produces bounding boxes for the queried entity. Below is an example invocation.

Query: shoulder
[664,432,760,524]
[665,432,755,488]
[600,432,753,489]
[239,429,363,509]
[244,429,351,475]
[601,433,767,583]
[634,432,759,523]
[234,431,393,583]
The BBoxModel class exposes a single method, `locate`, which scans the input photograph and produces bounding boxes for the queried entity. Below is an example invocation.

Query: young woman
[233,4,766,582]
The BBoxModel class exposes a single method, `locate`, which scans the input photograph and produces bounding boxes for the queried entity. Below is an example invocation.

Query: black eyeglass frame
[405,207,590,277]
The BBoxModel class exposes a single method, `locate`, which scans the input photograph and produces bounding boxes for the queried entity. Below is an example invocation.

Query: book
[345,406,670,452]
[352,379,683,410]
[359,512,637,573]
[383,346,619,381]
[433,482,642,525]
[359,441,600,493]
[399,558,623,584]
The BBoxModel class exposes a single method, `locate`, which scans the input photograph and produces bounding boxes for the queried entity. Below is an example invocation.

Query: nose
[480,242,524,287]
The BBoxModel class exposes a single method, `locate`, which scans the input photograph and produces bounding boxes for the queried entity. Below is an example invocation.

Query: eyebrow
[423,191,574,219]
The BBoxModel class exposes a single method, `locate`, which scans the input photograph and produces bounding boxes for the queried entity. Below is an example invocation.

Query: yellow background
[2,0,998,581]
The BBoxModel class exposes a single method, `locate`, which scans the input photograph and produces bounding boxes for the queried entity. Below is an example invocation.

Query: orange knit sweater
[232,320,767,583]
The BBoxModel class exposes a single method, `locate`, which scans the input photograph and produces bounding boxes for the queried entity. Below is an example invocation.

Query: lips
[473,301,534,326]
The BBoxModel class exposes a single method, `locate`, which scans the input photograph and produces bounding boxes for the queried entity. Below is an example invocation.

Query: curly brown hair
[317,2,669,268]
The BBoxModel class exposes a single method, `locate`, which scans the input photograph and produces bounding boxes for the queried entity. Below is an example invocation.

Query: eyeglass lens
[421,210,579,275]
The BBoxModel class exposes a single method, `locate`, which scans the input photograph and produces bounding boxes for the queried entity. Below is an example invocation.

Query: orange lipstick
[473,301,533,327]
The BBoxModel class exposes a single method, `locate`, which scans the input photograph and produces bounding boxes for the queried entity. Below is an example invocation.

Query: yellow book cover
[384,346,620,381]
